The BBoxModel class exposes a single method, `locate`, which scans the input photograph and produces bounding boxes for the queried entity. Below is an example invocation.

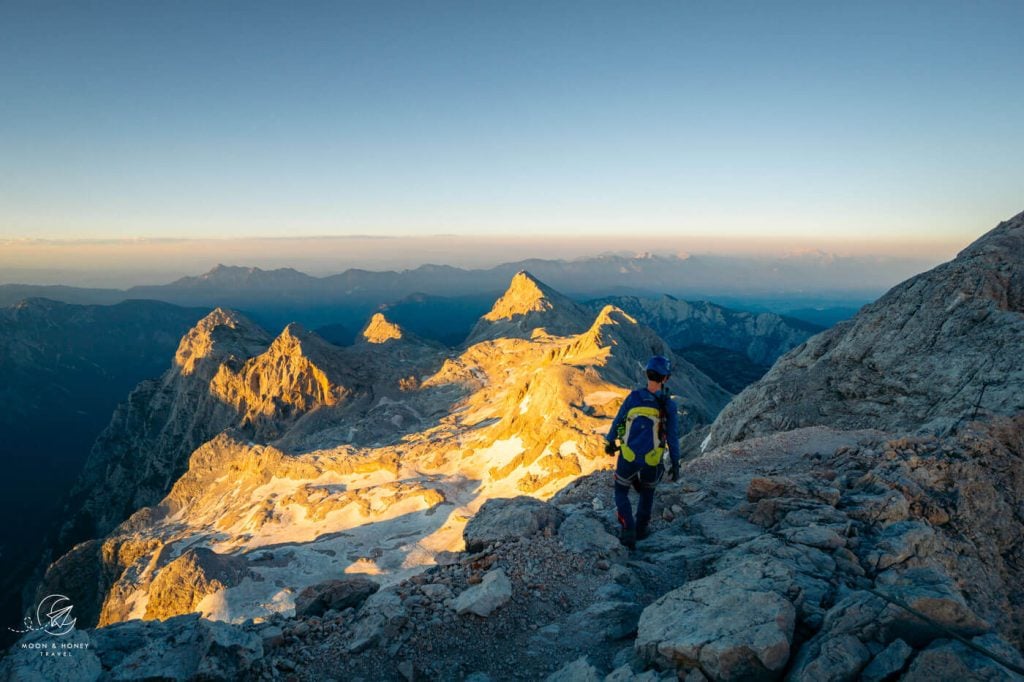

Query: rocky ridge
[10,214,1024,681]
[706,211,1024,450]
[467,271,594,344]
[10,418,1021,680]
[31,272,730,640]
[589,294,821,366]
[58,308,274,548]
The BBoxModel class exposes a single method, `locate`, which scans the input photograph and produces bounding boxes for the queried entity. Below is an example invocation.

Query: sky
[1,1,1022,274]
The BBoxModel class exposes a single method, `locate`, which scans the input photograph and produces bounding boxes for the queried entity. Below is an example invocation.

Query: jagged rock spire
[174,308,271,376]
[361,312,404,344]
[467,271,591,344]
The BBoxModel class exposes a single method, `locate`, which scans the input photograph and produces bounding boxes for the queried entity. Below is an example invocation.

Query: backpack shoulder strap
[655,390,669,445]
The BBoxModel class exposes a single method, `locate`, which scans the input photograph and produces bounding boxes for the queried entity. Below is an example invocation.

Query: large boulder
[566,601,643,641]
[636,570,795,680]
[860,639,914,682]
[557,512,622,555]
[453,568,513,617]
[346,589,407,654]
[463,496,564,552]
[294,575,380,617]
[0,629,102,682]
[873,567,991,645]
[545,655,602,682]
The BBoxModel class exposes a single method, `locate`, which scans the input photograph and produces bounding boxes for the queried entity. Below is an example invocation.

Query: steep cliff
[590,294,821,366]
[706,211,1024,450]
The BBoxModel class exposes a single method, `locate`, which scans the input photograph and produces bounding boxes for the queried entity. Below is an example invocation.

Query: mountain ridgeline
[706,211,1024,450]
[0,251,907,336]
[6,214,1024,682]
[0,272,816,652]
[35,271,731,631]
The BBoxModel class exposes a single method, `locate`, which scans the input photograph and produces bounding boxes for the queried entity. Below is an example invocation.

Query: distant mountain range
[0,252,922,333]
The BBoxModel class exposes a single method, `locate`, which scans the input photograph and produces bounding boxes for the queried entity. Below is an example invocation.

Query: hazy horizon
[0,232,963,289]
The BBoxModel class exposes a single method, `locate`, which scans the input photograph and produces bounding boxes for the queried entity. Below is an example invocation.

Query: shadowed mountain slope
[706,211,1024,450]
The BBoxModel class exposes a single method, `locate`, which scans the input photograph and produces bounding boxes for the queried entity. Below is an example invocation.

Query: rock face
[209,322,353,439]
[139,547,252,623]
[0,613,263,682]
[590,294,820,366]
[58,308,272,548]
[453,568,513,617]
[706,211,1024,449]
[360,312,405,344]
[463,496,565,552]
[294,576,380,617]
[35,272,732,633]
[467,271,593,343]
[636,575,795,680]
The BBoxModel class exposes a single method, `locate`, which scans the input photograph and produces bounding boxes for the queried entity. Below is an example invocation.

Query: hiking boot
[619,527,636,550]
[636,523,650,541]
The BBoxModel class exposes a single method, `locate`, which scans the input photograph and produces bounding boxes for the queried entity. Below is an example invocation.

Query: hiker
[604,355,680,549]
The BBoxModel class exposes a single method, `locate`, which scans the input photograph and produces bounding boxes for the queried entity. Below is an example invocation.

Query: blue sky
[1,1,1021,245]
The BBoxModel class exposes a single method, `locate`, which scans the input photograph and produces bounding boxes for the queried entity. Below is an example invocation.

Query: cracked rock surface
[707,211,1024,449]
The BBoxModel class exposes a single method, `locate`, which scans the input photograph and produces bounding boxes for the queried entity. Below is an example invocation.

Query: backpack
[618,390,669,467]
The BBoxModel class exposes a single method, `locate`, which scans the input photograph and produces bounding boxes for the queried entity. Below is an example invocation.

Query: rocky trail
[257,420,1024,681]
[16,418,1019,680]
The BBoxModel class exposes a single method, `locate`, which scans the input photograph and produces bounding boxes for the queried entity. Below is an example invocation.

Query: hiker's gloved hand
[604,441,617,455]
[669,462,680,482]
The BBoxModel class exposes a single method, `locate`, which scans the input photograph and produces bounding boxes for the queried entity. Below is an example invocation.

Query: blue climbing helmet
[645,355,671,381]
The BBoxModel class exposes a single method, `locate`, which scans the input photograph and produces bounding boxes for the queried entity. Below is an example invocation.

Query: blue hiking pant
[613,455,663,531]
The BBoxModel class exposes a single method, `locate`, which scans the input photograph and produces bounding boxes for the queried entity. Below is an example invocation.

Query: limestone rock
[1,613,262,682]
[468,271,593,343]
[902,634,1024,682]
[605,665,660,682]
[586,294,818,366]
[453,568,513,617]
[864,521,936,572]
[347,590,407,653]
[873,567,991,645]
[860,638,914,682]
[58,308,272,549]
[786,633,870,681]
[0,628,102,682]
[141,547,251,622]
[361,312,405,344]
[464,497,564,552]
[567,600,643,641]
[557,513,622,555]
[294,575,380,618]
[707,211,1024,449]
[546,656,602,682]
[636,570,795,679]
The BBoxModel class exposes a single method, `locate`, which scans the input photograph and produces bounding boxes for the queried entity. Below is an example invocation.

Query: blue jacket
[606,388,681,467]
